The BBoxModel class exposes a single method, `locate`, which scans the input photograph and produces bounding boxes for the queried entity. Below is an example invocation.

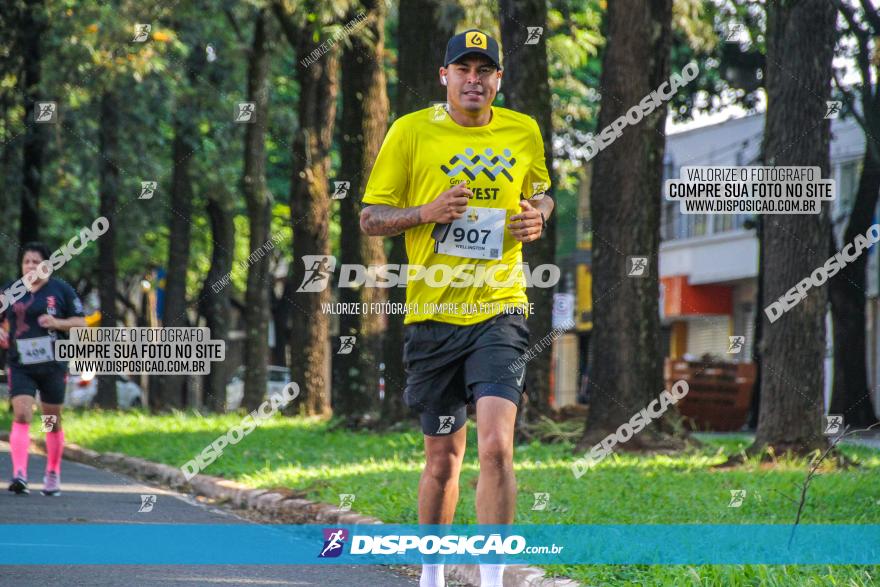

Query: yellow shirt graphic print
[363,106,552,326]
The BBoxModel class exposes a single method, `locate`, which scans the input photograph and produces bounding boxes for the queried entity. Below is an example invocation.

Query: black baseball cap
[444,29,502,70]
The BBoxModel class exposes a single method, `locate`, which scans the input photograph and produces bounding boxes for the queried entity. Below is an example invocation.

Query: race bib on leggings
[433,207,505,260]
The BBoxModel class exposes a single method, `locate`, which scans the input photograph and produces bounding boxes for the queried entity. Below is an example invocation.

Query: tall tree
[576,0,678,452]
[241,8,274,412]
[752,0,837,456]
[335,0,390,424]
[274,1,339,416]
[499,0,556,418]
[827,0,880,428]
[151,34,204,410]
[382,0,458,424]
[200,192,236,412]
[19,0,48,244]
[94,88,120,409]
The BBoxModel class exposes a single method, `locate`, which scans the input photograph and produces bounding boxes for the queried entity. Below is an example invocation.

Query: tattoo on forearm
[361,205,423,236]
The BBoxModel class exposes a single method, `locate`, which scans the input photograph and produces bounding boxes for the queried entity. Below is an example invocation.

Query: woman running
[0,242,86,495]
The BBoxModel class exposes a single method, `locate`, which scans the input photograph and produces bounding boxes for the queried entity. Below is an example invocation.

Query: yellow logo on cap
[466,32,487,48]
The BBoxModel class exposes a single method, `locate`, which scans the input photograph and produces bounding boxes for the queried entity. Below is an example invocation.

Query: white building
[659,113,879,416]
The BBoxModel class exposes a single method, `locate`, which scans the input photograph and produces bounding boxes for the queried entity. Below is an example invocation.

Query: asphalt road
[0,443,418,587]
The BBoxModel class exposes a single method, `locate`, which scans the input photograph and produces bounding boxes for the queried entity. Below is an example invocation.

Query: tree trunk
[95,90,119,409]
[381,0,457,424]
[19,0,47,244]
[751,0,837,456]
[275,8,339,417]
[241,9,273,412]
[576,0,676,452]
[200,196,235,412]
[828,147,880,427]
[149,27,205,411]
[335,0,389,424]
[150,109,197,410]
[500,0,556,420]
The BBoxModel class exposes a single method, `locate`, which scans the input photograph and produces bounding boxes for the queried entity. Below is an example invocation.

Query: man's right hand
[0,328,8,350]
[419,183,473,224]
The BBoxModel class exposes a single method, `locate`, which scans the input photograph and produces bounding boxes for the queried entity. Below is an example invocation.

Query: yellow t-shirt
[363,105,551,326]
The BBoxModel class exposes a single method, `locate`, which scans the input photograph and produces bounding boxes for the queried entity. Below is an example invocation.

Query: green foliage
[669,0,766,121]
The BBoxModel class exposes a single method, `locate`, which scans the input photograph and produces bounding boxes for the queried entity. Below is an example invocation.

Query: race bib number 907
[434,207,505,260]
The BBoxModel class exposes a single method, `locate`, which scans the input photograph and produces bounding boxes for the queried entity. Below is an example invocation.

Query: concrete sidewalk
[0,443,417,587]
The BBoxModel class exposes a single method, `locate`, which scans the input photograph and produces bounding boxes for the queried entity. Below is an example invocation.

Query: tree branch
[224,8,247,46]
[271,0,300,48]
[788,422,880,548]
[832,69,868,130]
[858,0,880,33]
[833,0,873,105]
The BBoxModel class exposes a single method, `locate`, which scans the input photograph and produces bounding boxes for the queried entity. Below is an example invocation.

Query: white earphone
[441,75,447,86]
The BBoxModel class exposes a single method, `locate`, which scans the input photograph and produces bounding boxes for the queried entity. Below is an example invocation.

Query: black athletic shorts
[8,363,67,404]
[403,312,530,436]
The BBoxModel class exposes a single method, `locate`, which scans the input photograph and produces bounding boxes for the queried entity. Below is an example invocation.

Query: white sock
[479,564,505,587]
[420,563,445,587]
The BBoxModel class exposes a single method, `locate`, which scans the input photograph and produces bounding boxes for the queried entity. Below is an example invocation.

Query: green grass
[5,408,879,586]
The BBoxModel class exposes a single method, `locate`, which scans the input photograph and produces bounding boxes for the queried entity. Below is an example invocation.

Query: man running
[360,29,554,587]
[1,242,86,495]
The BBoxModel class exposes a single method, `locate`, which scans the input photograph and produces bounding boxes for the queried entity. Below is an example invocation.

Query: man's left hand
[508,199,544,243]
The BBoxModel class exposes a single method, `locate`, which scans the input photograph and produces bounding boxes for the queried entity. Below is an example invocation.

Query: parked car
[65,372,144,409]
[225,365,291,411]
